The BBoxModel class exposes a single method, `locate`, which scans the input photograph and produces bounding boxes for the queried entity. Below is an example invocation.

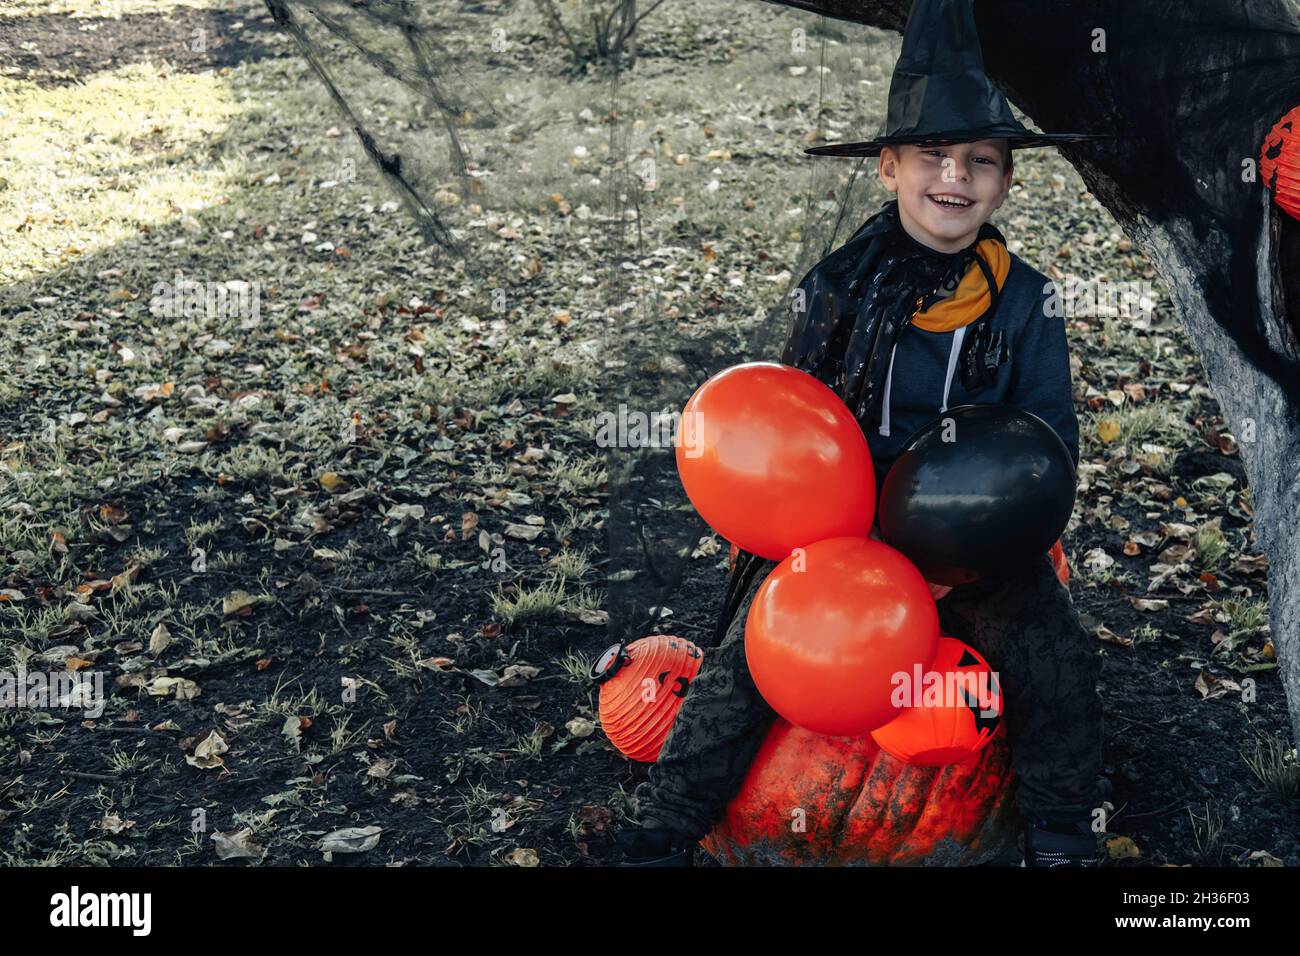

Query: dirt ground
[0,0,1295,868]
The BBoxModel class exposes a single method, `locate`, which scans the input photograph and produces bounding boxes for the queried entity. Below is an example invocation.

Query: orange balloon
[745,537,939,736]
[676,362,875,561]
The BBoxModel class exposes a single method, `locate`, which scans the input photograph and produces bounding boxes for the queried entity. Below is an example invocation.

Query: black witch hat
[805,0,1113,157]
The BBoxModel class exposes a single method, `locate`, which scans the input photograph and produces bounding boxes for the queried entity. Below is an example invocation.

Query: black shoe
[1095,775,1114,802]
[614,826,695,867]
[1020,817,1100,868]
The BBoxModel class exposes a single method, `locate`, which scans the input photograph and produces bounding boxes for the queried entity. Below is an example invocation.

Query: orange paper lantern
[593,635,703,762]
[1262,105,1300,221]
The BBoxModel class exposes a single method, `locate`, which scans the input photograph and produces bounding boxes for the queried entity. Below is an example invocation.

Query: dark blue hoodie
[865,251,1080,494]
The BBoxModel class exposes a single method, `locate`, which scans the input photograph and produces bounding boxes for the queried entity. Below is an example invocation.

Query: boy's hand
[868,524,951,600]
[927,580,952,601]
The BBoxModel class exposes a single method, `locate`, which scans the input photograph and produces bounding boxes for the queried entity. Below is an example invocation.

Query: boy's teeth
[932,195,971,207]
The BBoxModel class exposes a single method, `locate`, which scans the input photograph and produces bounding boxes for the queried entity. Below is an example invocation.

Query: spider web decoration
[263,0,497,261]
[262,0,888,649]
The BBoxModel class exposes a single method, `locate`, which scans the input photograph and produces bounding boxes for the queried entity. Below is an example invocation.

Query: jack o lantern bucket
[870,636,1003,766]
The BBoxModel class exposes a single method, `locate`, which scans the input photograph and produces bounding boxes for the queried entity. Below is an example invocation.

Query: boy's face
[877,140,1013,253]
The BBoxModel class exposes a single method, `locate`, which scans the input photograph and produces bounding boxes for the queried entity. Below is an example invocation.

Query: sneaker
[614,826,695,867]
[1020,817,1100,868]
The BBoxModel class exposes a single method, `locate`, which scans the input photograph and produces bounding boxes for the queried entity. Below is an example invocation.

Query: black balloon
[878,404,1076,587]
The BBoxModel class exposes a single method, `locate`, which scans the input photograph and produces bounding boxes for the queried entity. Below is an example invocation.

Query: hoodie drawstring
[940,324,966,412]
[877,324,967,437]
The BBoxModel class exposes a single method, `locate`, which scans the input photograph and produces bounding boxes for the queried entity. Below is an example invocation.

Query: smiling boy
[615,0,1115,868]
[619,136,1107,867]
[854,137,1080,492]
[890,139,1014,253]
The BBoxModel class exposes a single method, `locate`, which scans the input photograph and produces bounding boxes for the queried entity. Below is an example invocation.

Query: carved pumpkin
[699,718,1017,866]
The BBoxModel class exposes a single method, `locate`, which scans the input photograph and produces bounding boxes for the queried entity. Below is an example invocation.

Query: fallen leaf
[1194,670,1241,700]
[282,714,306,750]
[1083,548,1115,573]
[222,590,260,616]
[1129,598,1169,612]
[498,664,540,687]
[149,621,172,655]
[212,828,266,861]
[147,676,201,700]
[186,729,229,770]
[1121,383,1146,403]
[1105,836,1140,860]
[566,717,595,738]
[1095,625,1132,646]
[691,536,721,559]
[507,847,539,867]
[319,825,382,856]
[99,813,136,834]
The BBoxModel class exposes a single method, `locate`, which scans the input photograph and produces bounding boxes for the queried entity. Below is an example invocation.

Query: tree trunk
[758,0,1300,751]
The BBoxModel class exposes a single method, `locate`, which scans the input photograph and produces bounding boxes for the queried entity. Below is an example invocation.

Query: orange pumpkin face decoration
[593,635,703,763]
[699,718,1017,866]
[870,636,1003,766]
[1262,105,1300,221]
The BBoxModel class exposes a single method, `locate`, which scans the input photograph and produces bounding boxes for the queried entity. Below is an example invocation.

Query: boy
[615,0,1114,867]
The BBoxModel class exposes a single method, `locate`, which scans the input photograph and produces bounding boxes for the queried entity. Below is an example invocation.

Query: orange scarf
[910,238,1010,332]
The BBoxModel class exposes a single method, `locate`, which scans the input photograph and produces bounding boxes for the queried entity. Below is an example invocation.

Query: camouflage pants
[633,548,1106,842]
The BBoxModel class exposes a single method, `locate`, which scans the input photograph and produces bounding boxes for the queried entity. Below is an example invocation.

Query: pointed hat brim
[804,130,1116,158]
